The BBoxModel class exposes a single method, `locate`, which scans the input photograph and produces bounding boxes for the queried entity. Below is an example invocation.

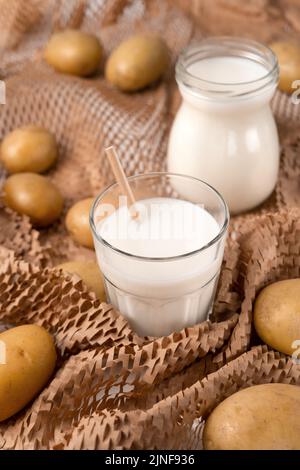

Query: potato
[270,41,300,94]
[105,34,169,91]
[56,260,106,301]
[3,173,63,227]
[0,325,56,421]
[203,384,300,450]
[254,279,300,355]
[44,29,102,77]
[65,198,94,249]
[0,126,58,174]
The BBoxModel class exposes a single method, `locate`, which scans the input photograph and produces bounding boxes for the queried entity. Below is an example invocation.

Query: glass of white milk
[90,173,229,337]
[168,37,280,214]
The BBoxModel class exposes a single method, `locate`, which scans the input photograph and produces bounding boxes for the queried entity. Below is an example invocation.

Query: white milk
[94,197,225,337]
[168,40,280,214]
[188,57,268,85]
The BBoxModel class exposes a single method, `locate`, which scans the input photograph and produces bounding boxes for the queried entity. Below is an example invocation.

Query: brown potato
[56,260,106,301]
[44,29,102,77]
[1,126,58,174]
[105,34,169,91]
[254,278,300,355]
[270,41,300,94]
[65,198,94,249]
[203,384,300,450]
[0,324,56,422]
[3,173,63,227]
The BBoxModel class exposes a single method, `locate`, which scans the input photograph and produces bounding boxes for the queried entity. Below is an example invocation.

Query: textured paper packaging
[0,0,299,449]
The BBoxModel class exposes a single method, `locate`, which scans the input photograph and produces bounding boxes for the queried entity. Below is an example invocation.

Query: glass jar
[167,37,280,214]
[90,173,229,337]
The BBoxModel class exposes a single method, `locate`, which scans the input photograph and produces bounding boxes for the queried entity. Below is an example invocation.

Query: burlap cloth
[0,0,299,450]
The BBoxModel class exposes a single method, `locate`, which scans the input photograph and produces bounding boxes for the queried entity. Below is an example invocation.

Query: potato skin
[56,260,106,301]
[65,198,94,249]
[0,325,56,422]
[0,126,58,174]
[254,279,300,355]
[44,29,102,77]
[270,42,300,94]
[105,34,169,91]
[3,173,63,227]
[203,384,300,450]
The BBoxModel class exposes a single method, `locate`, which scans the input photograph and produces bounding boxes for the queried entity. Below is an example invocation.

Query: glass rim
[176,36,279,98]
[89,172,229,262]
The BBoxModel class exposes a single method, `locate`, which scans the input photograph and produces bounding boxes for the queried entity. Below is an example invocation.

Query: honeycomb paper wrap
[0,0,299,450]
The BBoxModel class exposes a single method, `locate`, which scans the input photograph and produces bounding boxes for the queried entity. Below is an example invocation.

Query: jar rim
[176,36,279,98]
